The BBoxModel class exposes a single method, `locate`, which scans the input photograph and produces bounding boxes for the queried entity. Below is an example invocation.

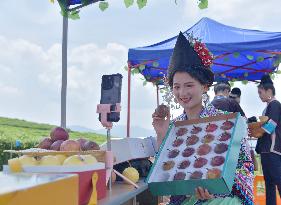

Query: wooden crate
[4,149,107,162]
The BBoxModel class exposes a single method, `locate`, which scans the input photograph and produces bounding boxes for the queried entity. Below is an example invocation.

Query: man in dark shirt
[211,82,246,117]
[255,74,281,205]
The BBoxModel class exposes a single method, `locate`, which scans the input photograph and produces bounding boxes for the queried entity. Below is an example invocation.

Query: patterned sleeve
[194,137,254,205]
[231,136,254,205]
[168,195,188,205]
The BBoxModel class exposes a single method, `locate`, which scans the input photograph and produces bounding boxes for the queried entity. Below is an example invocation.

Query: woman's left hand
[195,187,214,200]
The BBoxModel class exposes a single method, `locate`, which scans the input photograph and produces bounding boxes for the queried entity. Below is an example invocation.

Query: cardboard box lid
[101,137,157,164]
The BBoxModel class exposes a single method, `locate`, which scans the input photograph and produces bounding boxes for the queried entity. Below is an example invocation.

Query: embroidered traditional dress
[169,104,254,205]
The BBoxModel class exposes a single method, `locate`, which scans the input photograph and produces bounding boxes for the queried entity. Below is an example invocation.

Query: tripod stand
[96,103,139,190]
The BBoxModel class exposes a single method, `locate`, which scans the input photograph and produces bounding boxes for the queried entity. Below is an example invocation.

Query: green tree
[51,0,209,19]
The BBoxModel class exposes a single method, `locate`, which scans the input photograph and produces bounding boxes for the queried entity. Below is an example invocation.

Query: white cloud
[0,83,22,96]
[0,64,12,73]
[0,35,156,132]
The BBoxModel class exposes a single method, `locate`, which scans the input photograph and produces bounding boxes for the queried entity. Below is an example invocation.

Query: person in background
[211,82,246,117]
[229,87,241,104]
[152,32,254,205]
[255,74,281,205]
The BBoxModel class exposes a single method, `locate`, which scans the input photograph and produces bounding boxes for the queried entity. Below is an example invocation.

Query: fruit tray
[147,113,247,196]
[4,149,107,162]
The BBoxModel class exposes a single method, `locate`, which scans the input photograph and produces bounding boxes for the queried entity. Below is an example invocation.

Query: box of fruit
[3,150,108,205]
[147,113,247,196]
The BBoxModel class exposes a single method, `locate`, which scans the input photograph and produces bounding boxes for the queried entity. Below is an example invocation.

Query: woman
[152,32,254,205]
[255,74,281,205]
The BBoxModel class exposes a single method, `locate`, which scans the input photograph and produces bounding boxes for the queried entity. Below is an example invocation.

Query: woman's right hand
[152,109,170,148]
[195,187,214,200]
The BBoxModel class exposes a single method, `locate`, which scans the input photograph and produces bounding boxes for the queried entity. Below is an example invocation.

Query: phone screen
[99,73,122,122]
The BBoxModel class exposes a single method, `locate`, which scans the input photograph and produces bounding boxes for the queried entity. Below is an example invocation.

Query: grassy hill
[0,116,107,169]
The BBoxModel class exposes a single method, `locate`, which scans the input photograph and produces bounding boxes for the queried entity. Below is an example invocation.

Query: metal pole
[61,14,68,129]
[126,65,131,138]
[107,128,111,151]
[106,128,112,190]
[156,85,159,106]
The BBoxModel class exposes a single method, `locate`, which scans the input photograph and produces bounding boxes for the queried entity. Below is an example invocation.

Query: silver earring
[202,93,210,106]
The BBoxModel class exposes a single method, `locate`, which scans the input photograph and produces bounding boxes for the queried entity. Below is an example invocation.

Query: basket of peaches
[248,116,269,138]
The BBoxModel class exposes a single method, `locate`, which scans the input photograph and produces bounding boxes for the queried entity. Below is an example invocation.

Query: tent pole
[126,64,131,138]
[61,14,68,129]
[156,85,159,106]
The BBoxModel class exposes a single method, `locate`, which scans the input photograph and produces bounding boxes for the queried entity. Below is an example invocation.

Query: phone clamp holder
[96,103,121,191]
[96,103,121,129]
[96,104,138,189]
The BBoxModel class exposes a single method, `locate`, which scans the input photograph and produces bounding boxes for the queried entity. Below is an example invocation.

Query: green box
[147,113,246,196]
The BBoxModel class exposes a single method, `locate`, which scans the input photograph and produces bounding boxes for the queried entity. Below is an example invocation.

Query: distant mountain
[69,124,155,138]
[68,125,96,133]
[95,125,154,138]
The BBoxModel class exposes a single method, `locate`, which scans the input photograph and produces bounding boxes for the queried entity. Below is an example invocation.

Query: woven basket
[248,122,265,138]
[259,116,269,122]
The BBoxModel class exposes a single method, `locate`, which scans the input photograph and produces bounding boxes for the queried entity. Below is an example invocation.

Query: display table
[0,172,157,205]
[0,172,78,205]
[99,179,158,205]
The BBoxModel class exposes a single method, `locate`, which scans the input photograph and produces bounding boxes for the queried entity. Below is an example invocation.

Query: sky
[0,0,281,135]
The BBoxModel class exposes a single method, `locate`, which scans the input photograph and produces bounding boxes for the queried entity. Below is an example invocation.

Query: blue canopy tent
[126,17,281,137]
[128,17,281,85]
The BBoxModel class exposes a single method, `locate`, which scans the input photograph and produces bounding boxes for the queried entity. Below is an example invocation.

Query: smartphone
[99,73,123,122]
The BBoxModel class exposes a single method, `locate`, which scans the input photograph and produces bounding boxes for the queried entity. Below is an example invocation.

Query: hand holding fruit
[195,187,214,200]
[152,104,170,147]
[154,104,169,119]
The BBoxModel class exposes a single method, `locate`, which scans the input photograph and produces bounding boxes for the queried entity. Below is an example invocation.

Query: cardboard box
[147,113,247,196]
[0,173,78,205]
[101,137,157,164]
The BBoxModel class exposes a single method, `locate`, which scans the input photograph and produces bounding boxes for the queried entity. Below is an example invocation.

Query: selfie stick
[96,103,121,190]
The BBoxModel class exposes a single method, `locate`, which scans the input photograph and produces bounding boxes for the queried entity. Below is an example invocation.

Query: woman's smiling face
[172,71,207,110]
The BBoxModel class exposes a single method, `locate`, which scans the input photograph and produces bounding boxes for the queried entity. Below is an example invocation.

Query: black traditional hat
[260,74,273,85]
[167,32,214,87]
